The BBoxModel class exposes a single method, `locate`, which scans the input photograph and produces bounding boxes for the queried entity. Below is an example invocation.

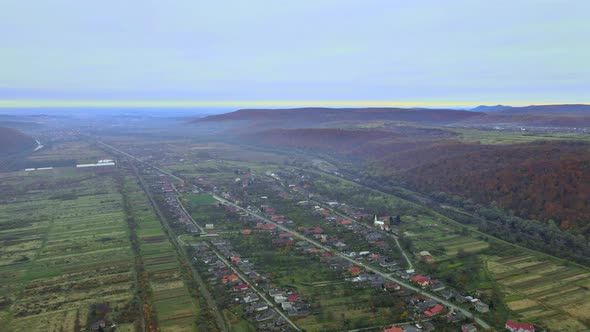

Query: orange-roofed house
[338,219,353,225]
[410,275,431,287]
[222,274,239,283]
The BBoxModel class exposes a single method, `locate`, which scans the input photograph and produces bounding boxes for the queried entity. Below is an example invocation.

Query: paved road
[101,143,229,332]
[205,242,302,331]
[212,194,491,330]
[273,177,414,270]
[97,141,491,330]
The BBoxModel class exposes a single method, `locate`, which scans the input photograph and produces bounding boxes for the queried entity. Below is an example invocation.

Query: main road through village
[98,141,492,330]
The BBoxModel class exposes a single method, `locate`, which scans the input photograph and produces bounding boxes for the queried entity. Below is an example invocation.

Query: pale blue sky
[1,0,589,106]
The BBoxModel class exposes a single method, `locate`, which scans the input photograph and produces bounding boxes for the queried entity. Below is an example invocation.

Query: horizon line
[0,100,588,109]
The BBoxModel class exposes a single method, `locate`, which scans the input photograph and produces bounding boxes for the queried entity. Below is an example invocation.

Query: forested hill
[0,127,36,155]
[197,104,590,130]
[197,107,482,127]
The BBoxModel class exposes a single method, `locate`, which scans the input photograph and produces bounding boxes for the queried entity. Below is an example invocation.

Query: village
[130,156,538,332]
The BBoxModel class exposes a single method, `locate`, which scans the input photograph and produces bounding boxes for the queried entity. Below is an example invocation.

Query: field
[124,175,199,332]
[403,216,490,260]
[0,166,136,331]
[487,254,590,331]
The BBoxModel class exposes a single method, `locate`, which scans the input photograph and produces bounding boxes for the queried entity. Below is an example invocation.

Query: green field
[186,193,217,206]
[0,168,136,331]
[124,175,199,332]
[487,254,590,331]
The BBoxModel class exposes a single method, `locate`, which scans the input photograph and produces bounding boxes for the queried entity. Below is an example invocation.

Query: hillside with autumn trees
[197,106,590,234]
[376,142,590,232]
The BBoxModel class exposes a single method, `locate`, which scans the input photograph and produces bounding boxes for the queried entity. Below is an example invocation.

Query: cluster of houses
[191,238,310,331]
[182,170,534,332]
[155,178,200,233]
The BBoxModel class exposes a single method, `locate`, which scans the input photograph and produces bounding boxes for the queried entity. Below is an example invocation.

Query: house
[419,251,435,263]
[287,294,299,302]
[410,275,431,288]
[383,326,404,332]
[505,320,535,332]
[348,266,362,276]
[385,283,401,291]
[462,324,477,332]
[274,295,288,303]
[243,294,259,303]
[281,302,294,310]
[304,227,324,234]
[222,274,239,284]
[255,309,275,321]
[475,301,489,313]
[424,304,444,316]
[205,223,215,229]
[242,229,252,235]
[337,219,353,226]
[253,302,268,312]
[366,232,382,242]
[233,283,250,291]
[272,238,294,247]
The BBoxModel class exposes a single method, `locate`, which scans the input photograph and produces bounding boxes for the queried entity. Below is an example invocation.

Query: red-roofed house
[410,275,431,287]
[287,295,299,302]
[230,257,241,263]
[242,229,252,235]
[279,233,292,238]
[424,304,444,316]
[385,283,401,291]
[383,326,404,332]
[305,227,324,234]
[233,283,250,291]
[348,266,362,276]
[505,320,535,332]
[337,219,353,225]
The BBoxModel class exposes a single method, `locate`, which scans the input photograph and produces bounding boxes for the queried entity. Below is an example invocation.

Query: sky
[1,0,589,108]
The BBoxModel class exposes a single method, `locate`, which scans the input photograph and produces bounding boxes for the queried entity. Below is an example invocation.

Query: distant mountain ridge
[471,105,512,112]
[491,104,590,114]
[197,104,590,130]
[197,107,482,127]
